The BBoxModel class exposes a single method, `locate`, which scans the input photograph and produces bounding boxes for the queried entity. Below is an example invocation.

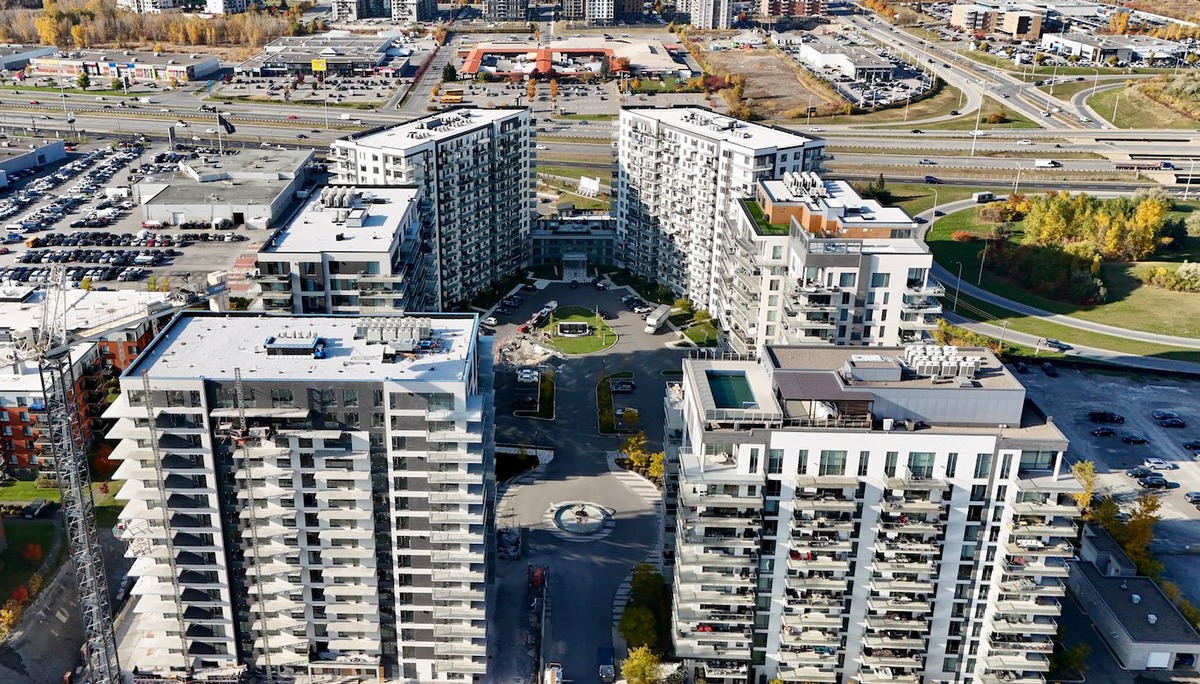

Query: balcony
[979,674,1045,684]
[866,614,928,631]
[777,666,837,683]
[792,516,856,534]
[989,636,1055,655]
[1003,558,1069,578]
[867,598,931,614]
[785,575,847,592]
[905,279,945,297]
[999,577,1065,597]
[863,634,926,650]
[793,495,857,513]
[1004,540,1074,557]
[985,654,1050,672]
[994,599,1060,616]
[861,653,923,669]
[901,297,943,315]
[786,553,850,573]
[1012,499,1078,517]
[882,497,944,515]
[992,616,1057,635]
[885,476,949,492]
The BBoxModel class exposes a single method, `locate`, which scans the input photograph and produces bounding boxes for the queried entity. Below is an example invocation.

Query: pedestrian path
[606,451,664,640]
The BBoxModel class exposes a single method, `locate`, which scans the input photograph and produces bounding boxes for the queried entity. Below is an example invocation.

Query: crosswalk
[606,451,664,632]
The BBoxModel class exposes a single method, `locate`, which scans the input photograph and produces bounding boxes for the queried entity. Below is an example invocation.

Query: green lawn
[597,371,635,434]
[946,290,1200,362]
[1087,86,1198,130]
[669,308,719,347]
[514,374,556,420]
[538,306,617,354]
[0,479,117,504]
[886,183,1005,215]
[0,520,59,599]
[537,165,594,180]
[0,84,131,97]
[1037,77,1125,101]
[928,208,1200,339]
[884,101,1041,131]
[957,50,1173,76]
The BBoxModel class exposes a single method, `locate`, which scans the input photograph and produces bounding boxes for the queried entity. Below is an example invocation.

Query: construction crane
[36,268,122,684]
[22,266,227,684]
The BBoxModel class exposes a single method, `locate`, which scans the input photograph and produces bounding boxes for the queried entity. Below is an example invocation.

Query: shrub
[951,231,976,242]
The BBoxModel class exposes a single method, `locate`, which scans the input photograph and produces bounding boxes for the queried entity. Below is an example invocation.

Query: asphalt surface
[488,281,687,684]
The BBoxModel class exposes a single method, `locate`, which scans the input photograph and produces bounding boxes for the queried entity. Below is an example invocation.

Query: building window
[796,449,808,475]
[1019,450,1055,472]
[818,450,847,476]
[870,273,891,288]
[884,451,898,477]
[342,390,359,408]
[838,273,856,288]
[858,451,870,476]
[907,452,934,479]
[946,452,958,478]
[973,452,993,479]
[767,449,783,474]
[271,389,295,408]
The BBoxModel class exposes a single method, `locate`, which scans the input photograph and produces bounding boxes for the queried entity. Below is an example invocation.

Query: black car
[1041,362,1058,377]
[1088,411,1125,424]
[1183,440,1200,450]
[598,309,615,320]
[1091,426,1115,437]
[569,281,578,289]
[1013,362,1029,374]
[1125,466,1154,478]
[1160,418,1187,428]
[1139,475,1179,490]
[1152,410,1179,420]
[1122,434,1149,445]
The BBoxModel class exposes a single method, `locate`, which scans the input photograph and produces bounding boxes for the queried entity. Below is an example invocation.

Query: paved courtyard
[489,281,687,684]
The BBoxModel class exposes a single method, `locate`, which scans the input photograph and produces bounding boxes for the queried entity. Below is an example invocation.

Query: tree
[79,276,92,291]
[76,71,89,90]
[1108,10,1130,35]
[146,275,159,292]
[648,451,664,482]
[1069,460,1096,514]
[69,22,85,48]
[673,298,692,316]
[526,78,536,101]
[1049,628,1091,677]
[621,645,661,684]
[1090,496,1122,534]
[441,63,457,82]
[620,431,650,470]
[548,78,558,99]
[631,562,665,607]
[619,607,659,651]
[110,77,121,91]
[1124,492,1161,570]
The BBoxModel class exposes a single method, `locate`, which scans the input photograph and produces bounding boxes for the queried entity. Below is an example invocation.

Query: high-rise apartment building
[760,0,823,17]
[615,107,825,314]
[330,108,532,309]
[116,0,180,13]
[664,345,1079,684]
[717,175,939,354]
[677,0,733,29]
[330,0,436,23]
[205,0,247,14]
[253,185,436,314]
[110,311,494,682]
[485,0,530,22]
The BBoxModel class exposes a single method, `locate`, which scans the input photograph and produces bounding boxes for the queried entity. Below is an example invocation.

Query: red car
[28,100,38,105]
[286,115,298,120]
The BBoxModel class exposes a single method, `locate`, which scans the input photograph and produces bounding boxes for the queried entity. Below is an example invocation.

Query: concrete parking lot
[1016,365,1200,602]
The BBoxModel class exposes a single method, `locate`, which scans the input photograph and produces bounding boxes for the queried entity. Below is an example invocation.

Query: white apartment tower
[616,107,825,314]
[678,0,733,29]
[116,0,180,13]
[331,108,532,309]
[717,175,940,355]
[109,312,494,682]
[253,186,437,314]
[205,0,247,14]
[666,345,1078,684]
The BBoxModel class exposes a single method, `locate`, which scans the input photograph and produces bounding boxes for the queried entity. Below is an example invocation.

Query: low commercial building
[0,44,57,71]
[135,148,313,228]
[206,0,248,13]
[1039,33,1187,63]
[254,185,435,314]
[797,38,894,81]
[760,0,823,18]
[0,140,67,189]
[530,214,617,272]
[461,37,689,78]
[234,34,402,77]
[950,2,1044,40]
[1069,524,1200,671]
[29,50,220,84]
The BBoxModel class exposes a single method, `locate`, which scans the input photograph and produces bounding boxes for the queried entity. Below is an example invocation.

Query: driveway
[489,282,687,684]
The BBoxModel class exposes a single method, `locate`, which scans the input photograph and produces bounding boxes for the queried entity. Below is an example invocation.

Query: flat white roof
[263,186,420,255]
[623,107,820,151]
[338,108,525,151]
[0,288,172,334]
[760,178,915,227]
[134,313,479,384]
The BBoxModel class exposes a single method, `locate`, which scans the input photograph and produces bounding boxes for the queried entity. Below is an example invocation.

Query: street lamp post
[1012,161,1023,195]
[1110,88,1122,127]
[998,320,1010,349]
[953,261,963,312]
[1186,158,1196,201]
[969,105,983,157]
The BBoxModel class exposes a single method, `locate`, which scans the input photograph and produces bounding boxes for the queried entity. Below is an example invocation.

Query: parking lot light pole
[953,261,963,312]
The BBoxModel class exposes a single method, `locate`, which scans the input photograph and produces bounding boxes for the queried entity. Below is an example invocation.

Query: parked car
[1161,418,1187,428]
[1125,466,1154,478]
[1040,362,1058,377]
[1012,362,1029,374]
[1184,492,1200,504]
[1044,339,1072,352]
[1090,426,1115,437]
[496,307,513,315]
[1152,410,1180,420]
[483,316,498,326]
[1122,434,1149,445]
[1088,411,1124,424]
[1139,475,1179,489]
[1143,457,1171,470]
[1183,440,1200,450]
